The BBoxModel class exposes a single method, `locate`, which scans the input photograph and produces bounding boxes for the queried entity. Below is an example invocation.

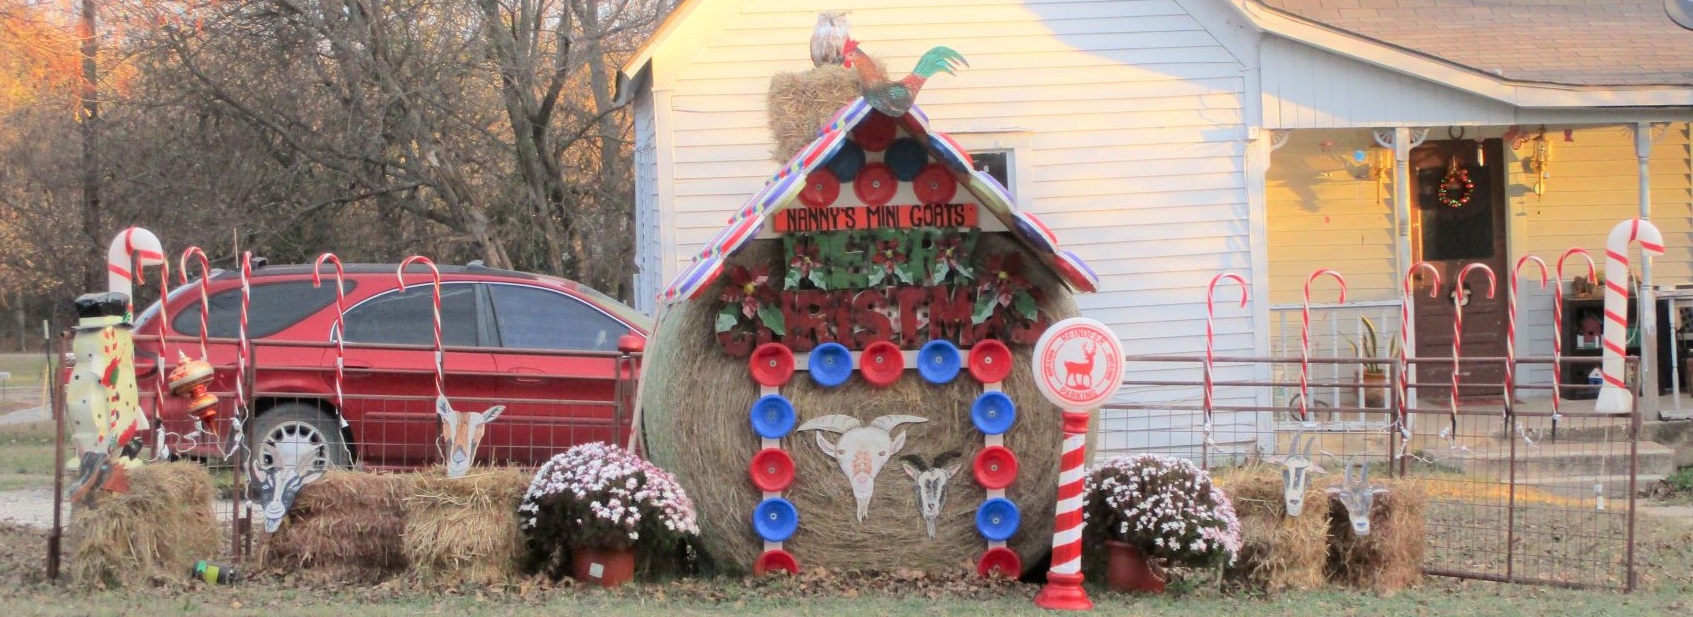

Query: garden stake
[1300,269,1347,423]
[1596,218,1664,413]
[1446,263,1496,448]
[1204,272,1248,457]
[1398,262,1441,457]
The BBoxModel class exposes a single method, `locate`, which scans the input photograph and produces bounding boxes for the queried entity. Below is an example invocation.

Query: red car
[131,261,650,471]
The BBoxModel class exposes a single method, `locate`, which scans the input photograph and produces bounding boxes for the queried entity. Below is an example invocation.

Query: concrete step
[1444,441,1676,480]
[1514,474,1668,500]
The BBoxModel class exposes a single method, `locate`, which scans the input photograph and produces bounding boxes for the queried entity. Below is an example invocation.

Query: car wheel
[250,403,351,472]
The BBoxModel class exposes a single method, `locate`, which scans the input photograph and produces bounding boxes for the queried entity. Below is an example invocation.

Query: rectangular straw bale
[68,462,219,588]
[261,470,411,583]
[1213,465,1329,592]
[402,468,530,585]
[1324,477,1426,594]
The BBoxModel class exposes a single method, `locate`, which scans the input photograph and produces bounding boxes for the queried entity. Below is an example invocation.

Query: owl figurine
[810,11,850,68]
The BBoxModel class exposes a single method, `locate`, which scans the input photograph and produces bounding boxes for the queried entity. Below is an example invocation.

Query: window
[489,284,629,352]
[172,280,354,339]
[973,150,1012,192]
[343,283,480,347]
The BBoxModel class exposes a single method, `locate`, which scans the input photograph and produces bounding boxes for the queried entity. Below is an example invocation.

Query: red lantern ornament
[853,163,898,206]
[913,164,958,205]
[799,169,840,209]
[860,340,905,387]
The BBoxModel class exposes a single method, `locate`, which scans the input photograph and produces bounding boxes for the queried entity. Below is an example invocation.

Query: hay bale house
[641,90,1101,575]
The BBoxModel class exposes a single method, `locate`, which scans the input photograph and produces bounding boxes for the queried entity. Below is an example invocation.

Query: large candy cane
[149,259,173,455]
[178,247,213,360]
[225,251,254,461]
[1596,219,1665,413]
[397,256,445,401]
[1447,264,1497,442]
[1399,262,1442,449]
[1205,273,1249,443]
[1553,249,1598,419]
[1509,256,1549,416]
[313,254,348,413]
[1300,269,1347,422]
[107,227,164,303]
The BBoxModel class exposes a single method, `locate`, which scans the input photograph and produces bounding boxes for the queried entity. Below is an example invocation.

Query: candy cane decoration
[1205,273,1249,443]
[1553,249,1598,420]
[1596,219,1665,413]
[107,227,164,305]
[149,258,173,460]
[178,247,213,360]
[225,251,254,461]
[1398,262,1442,450]
[397,256,445,401]
[1300,269,1347,422]
[1509,256,1549,416]
[1447,263,1497,444]
[313,254,348,413]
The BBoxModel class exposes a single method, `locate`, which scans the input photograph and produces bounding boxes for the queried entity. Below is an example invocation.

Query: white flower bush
[520,442,700,554]
[1084,454,1242,567]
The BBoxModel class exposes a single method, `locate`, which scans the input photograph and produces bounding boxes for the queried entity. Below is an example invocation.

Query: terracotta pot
[1104,539,1165,593]
[1360,369,1389,409]
[571,546,636,587]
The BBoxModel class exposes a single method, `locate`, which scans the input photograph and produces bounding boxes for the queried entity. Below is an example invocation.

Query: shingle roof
[1257,0,1693,87]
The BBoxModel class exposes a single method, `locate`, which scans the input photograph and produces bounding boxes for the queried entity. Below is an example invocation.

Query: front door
[1411,138,1508,399]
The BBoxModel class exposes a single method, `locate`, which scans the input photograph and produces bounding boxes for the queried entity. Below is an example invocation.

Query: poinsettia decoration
[716,265,785,334]
[784,236,828,290]
[868,231,913,287]
[931,230,975,286]
[973,252,1039,325]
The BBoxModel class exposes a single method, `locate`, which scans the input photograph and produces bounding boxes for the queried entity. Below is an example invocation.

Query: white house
[618,0,1693,458]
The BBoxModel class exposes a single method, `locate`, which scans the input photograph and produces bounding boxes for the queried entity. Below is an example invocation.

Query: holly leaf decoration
[867,266,888,288]
[972,292,996,325]
[933,261,951,284]
[715,306,741,333]
[808,269,828,290]
[757,303,786,335]
[1013,291,1039,322]
[784,267,803,290]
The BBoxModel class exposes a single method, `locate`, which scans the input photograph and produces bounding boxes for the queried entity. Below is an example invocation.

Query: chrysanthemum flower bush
[519,442,700,562]
[1084,454,1242,567]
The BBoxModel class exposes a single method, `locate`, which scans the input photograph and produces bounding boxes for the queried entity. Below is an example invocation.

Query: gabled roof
[657,98,1099,306]
[1256,0,1693,88]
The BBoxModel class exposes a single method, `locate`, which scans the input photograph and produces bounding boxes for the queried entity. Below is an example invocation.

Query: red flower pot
[572,546,637,587]
[1104,540,1164,594]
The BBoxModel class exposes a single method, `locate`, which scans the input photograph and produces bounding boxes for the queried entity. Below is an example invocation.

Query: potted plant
[519,442,700,587]
[1347,317,1395,409]
[1084,454,1241,593]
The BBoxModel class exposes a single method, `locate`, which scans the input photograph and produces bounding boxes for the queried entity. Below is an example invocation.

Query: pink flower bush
[1084,454,1242,567]
[520,442,700,559]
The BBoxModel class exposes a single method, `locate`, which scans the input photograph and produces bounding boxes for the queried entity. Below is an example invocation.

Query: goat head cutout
[1266,430,1326,517]
[1327,458,1388,536]
[901,451,962,539]
[798,414,927,522]
[437,396,505,478]
[250,442,327,533]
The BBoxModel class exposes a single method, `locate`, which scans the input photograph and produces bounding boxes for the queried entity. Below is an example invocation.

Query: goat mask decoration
[250,442,326,533]
[798,414,927,522]
[437,396,505,478]
[1268,429,1326,517]
[901,451,962,539]
[1328,458,1388,536]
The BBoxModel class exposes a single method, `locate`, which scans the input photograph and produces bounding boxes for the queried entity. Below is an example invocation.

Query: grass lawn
[0,354,50,387]
[0,421,56,491]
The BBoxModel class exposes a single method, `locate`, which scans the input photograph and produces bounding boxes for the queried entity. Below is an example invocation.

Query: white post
[1392,127,1417,408]
[1635,123,1659,418]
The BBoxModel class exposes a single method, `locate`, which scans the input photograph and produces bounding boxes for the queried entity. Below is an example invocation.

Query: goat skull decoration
[900,451,962,539]
[1328,458,1388,536]
[1267,430,1326,517]
[437,396,505,478]
[798,414,928,522]
[250,442,327,533]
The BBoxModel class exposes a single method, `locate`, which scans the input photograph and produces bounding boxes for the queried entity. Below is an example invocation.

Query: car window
[573,283,654,331]
[344,282,480,347]
[489,284,629,352]
[171,280,354,339]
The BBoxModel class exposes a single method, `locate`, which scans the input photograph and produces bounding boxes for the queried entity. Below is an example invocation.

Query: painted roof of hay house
[658,97,1100,305]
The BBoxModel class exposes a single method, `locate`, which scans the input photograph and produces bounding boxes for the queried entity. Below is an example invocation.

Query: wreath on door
[1437,156,1474,208]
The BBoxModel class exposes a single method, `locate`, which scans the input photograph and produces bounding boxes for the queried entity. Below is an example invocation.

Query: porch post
[1390,128,1416,408]
[1635,123,1659,417]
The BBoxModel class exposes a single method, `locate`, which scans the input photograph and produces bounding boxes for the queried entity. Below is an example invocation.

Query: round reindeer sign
[1032,318,1124,410]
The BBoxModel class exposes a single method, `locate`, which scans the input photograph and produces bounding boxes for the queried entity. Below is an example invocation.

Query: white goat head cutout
[250,442,326,533]
[1266,430,1326,517]
[1327,458,1388,537]
[798,414,928,522]
[437,396,506,478]
[900,451,962,539]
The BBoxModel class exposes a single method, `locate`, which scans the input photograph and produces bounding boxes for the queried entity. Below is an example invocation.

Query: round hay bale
[68,461,219,588]
[402,468,529,585]
[1212,465,1328,591]
[767,65,859,163]
[643,234,1076,574]
[261,470,411,583]
[1324,476,1426,594]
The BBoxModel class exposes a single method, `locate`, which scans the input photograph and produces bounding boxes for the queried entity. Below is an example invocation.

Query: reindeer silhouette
[1064,342,1098,388]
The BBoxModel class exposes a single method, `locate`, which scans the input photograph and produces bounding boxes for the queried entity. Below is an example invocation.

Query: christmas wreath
[1437,157,1474,208]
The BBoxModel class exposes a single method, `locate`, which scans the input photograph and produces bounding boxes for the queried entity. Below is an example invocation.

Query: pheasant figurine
[841,39,967,118]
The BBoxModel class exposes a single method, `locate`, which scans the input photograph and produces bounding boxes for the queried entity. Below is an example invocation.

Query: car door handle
[343,361,373,378]
[510,367,545,384]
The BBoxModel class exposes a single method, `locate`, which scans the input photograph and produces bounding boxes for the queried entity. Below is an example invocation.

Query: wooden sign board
[774,204,978,233]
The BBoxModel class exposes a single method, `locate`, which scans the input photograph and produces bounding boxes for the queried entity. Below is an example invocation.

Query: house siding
[648,0,1258,457]
[633,86,661,315]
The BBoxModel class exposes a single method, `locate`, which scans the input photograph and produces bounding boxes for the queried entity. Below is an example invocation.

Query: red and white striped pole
[397,256,445,401]
[1509,256,1549,417]
[1596,219,1665,413]
[1447,263,1496,443]
[1300,269,1347,422]
[1553,249,1597,417]
[1204,273,1249,446]
[1398,262,1441,451]
[1032,318,1124,612]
